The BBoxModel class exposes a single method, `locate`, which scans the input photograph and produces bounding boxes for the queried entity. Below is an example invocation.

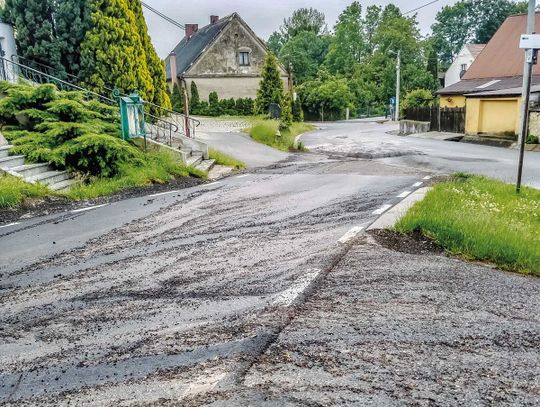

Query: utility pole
[395,50,401,122]
[517,0,536,192]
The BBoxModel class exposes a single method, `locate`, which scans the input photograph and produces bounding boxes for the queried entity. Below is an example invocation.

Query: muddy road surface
[0,153,427,405]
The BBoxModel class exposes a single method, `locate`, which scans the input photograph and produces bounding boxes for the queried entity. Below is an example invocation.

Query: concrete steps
[0,146,76,191]
[195,159,216,173]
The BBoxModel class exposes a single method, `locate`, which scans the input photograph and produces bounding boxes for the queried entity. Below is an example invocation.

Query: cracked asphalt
[1,121,539,406]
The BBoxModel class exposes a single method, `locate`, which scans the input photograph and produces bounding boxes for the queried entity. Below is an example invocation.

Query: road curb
[367,187,432,231]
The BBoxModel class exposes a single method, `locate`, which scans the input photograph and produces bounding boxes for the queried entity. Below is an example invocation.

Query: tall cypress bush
[255,53,285,115]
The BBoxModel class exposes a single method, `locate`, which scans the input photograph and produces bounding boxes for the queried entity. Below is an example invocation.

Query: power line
[141,2,185,30]
[404,0,441,15]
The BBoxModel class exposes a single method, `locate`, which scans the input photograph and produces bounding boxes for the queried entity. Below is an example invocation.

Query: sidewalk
[238,235,540,405]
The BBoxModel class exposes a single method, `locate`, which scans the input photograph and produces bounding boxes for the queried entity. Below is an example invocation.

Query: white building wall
[0,22,18,82]
[445,47,475,87]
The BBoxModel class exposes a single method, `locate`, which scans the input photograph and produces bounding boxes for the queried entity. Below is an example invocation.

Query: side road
[190,234,540,406]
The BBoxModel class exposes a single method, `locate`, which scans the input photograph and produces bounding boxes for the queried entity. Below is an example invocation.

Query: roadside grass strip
[247,119,315,151]
[0,173,50,209]
[208,148,246,170]
[395,174,540,275]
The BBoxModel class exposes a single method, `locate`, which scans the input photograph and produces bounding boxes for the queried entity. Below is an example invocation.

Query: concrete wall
[399,120,430,135]
[465,97,521,136]
[439,95,466,108]
[185,76,288,100]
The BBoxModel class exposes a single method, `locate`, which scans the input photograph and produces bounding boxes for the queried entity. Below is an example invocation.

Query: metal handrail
[11,55,200,131]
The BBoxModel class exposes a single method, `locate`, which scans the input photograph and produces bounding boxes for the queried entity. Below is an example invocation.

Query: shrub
[401,89,434,110]
[527,134,539,144]
[55,134,143,177]
[292,95,304,122]
[0,173,50,208]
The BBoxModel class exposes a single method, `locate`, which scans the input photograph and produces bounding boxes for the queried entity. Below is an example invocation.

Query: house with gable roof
[438,12,540,138]
[165,13,289,101]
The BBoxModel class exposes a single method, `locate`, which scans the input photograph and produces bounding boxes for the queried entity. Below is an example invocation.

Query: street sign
[119,92,146,141]
[520,34,540,49]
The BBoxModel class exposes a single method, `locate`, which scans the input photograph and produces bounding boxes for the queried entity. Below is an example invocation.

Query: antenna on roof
[141,2,185,30]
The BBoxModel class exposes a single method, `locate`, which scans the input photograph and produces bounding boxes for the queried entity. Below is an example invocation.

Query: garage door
[479,100,517,134]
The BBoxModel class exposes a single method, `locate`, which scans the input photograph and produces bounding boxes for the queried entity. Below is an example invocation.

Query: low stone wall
[529,111,540,138]
[399,120,430,135]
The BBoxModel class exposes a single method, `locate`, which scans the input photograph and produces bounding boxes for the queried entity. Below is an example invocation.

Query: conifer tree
[3,0,63,73]
[79,0,153,100]
[255,53,285,115]
[129,0,171,109]
[190,81,201,112]
[170,83,184,112]
[54,0,91,76]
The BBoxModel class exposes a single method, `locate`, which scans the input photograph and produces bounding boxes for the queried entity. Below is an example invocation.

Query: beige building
[165,13,288,101]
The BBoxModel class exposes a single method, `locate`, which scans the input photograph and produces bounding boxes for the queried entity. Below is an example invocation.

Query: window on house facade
[239,51,250,66]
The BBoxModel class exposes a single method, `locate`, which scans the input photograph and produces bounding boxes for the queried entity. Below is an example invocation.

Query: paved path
[300,121,540,188]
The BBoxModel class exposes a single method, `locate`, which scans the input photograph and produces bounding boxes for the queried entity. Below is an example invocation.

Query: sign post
[119,92,147,149]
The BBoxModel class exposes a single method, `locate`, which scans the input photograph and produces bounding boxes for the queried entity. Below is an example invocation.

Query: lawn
[395,174,540,275]
[0,173,50,209]
[246,119,315,151]
[209,148,246,169]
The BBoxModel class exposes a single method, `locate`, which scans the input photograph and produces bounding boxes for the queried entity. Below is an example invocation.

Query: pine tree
[130,0,171,110]
[54,0,91,76]
[79,0,153,100]
[190,81,201,113]
[3,0,64,73]
[170,83,183,112]
[292,94,304,122]
[255,53,285,115]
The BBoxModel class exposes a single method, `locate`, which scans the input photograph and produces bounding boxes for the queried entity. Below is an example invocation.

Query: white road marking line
[338,226,365,244]
[273,269,322,307]
[397,190,412,199]
[71,204,108,214]
[0,222,20,229]
[205,181,221,187]
[413,182,424,187]
[373,204,393,215]
[148,190,181,198]
[236,174,250,178]
[423,176,432,180]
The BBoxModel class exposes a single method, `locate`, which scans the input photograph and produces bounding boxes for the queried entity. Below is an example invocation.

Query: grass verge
[246,119,315,151]
[65,150,206,201]
[0,173,50,209]
[209,148,246,169]
[395,174,540,275]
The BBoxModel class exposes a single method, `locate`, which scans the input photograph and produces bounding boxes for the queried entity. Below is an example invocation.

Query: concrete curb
[368,187,432,231]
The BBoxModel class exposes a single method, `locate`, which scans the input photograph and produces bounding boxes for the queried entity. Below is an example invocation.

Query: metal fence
[403,106,466,133]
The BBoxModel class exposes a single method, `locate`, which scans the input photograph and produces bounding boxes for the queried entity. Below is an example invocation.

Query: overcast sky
[143,0,460,58]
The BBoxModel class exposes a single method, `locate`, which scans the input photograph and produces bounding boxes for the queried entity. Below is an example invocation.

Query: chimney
[210,15,219,25]
[185,24,199,40]
[168,52,178,90]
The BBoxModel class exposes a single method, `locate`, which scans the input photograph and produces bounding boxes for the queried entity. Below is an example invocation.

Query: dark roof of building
[438,76,540,95]
[165,14,234,79]
[463,12,540,80]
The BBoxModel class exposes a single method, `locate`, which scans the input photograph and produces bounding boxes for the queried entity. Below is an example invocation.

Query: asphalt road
[300,120,540,188]
[0,121,538,405]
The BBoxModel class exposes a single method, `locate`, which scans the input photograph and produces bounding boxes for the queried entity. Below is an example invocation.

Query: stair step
[10,163,51,177]
[0,145,13,159]
[0,155,25,169]
[27,170,70,186]
[195,159,216,173]
[49,178,77,192]
[186,155,203,167]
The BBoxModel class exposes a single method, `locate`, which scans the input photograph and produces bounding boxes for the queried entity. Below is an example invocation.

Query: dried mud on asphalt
[0,176,205,226]
[192,237,540,406]
[0,156,421,405]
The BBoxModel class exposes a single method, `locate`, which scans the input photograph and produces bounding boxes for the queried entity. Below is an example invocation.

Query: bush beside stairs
[0,145,76,191]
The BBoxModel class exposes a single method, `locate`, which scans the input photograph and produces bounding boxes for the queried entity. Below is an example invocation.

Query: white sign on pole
[520,34,540,49]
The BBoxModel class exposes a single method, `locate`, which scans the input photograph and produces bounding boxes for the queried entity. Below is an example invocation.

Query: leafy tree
[364,5,382,54]
[54,0,91,76]
[3,0,63,73]
[280,8,327,40]
[130,0,171,110]
[255,53,285,115]
[279,31,330,84]
[80,0,153,101]
[267,31,285,56]
[325,1,365,76]
[432,0,529,65]
[280,93,293,129]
